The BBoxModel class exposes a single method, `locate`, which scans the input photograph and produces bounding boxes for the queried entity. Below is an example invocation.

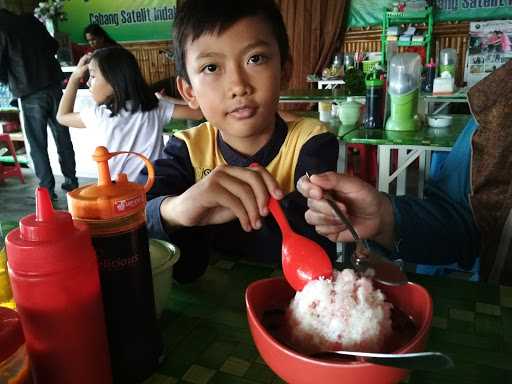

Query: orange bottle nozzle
[92,146,113,187]
[35,187,55,222]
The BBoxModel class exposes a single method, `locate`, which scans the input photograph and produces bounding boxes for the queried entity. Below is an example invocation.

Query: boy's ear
[176,76,200,109]
[280,56,293,90]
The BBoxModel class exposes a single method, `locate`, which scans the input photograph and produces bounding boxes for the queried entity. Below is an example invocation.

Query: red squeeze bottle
[5,188,112,384]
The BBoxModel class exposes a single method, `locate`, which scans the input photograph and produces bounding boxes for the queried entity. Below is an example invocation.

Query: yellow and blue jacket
[144,116,338,282]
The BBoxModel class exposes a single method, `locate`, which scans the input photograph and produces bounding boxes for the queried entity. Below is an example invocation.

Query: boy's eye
[248,54,266,65]
[202,64,218,73]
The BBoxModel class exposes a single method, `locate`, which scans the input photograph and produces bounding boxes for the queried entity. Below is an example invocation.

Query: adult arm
[389,188,479,268]
[0,32,8,84]
[298,172,478,269]
[35,16,59,55]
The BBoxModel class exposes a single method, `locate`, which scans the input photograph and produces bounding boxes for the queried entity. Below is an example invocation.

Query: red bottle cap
[0,307,24,363]
[19,187,74,242]
[6,188,96,275]
[426,58,436,68]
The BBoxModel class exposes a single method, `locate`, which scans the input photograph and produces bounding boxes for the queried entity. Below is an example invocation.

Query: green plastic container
[385,89,420,131]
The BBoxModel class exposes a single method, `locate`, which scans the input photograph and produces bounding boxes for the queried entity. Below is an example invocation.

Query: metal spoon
[310,350,454,371]
[305,173,407,286]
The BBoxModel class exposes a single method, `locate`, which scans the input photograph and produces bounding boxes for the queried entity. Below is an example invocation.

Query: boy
[143,0,339,282]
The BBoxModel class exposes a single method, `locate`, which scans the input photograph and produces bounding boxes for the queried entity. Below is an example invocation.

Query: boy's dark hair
[174,0,289,83]
[90,47,158,116]
[83,23,117,46]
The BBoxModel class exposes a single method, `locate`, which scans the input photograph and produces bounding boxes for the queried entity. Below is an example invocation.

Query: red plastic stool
[0,133,24,184]
[347,144,377,186]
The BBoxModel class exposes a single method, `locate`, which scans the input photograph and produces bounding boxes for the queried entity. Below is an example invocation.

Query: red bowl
[245,277,432,384]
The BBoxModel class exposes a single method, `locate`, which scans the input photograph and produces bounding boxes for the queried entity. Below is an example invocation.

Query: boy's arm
[142,136,283,236]
[294,131,339,184]
[279,129,339,259]
[57,55,90,128]
[142,136,197,240]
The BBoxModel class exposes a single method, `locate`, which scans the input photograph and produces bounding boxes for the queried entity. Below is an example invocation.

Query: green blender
[385,53,422,132]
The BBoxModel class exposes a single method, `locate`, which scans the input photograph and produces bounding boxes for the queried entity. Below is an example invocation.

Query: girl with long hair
[57,46,202,180]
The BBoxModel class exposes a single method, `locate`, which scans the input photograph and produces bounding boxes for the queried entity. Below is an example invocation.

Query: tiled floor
[0,167,94,223]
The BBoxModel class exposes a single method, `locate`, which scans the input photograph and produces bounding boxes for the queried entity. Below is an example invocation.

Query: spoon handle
[305,173,363,245]
[324,195,361,243]
[315,351,454,371]
[268,197,292,236]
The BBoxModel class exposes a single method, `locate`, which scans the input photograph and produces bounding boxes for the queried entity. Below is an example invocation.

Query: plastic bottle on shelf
[364,71,385,129]
[5,188,112,384]
[422,58,436,92]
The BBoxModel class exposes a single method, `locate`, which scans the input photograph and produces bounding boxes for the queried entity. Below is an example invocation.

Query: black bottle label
[92,224,163,384]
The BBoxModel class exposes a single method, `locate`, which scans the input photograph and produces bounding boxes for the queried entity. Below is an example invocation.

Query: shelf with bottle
[386,8,430,21]
[381,6,433,64]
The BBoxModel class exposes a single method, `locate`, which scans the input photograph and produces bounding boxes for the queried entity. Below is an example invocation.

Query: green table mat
[147,256,512,384]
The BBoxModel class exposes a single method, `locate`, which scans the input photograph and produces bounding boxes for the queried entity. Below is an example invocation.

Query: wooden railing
[122,40,176,88]
[122,22,471,90]
[343,21,470,86]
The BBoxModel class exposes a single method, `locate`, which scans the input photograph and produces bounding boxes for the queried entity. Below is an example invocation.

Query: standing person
[72,24,119,65]
[0,9,77,199]
[57,47,203,181]
[83,24,118,51]
[141,0,339,283]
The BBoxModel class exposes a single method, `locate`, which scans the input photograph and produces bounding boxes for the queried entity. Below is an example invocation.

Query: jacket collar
[216,114,287,167]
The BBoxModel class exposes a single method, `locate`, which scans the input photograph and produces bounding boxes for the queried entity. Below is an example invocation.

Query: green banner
[347,0,512,27]
[58,0,176,43]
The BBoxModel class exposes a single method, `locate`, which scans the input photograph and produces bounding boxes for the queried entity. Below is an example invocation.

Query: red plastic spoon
[268,197,333,291]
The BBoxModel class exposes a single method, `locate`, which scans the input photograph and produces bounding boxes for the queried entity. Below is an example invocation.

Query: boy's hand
[160,164,283,232]
[297,172,395,248]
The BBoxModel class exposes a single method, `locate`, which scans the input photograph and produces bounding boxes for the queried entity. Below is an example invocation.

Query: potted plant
[34,1,66,36]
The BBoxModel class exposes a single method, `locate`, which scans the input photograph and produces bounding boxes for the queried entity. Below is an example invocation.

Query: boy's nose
[228,66,252,98]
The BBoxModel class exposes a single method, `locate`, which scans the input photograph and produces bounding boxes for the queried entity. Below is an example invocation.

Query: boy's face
[177,16,285,153]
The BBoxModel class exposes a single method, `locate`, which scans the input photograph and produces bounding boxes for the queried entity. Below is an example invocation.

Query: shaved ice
[286,269,392,354]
